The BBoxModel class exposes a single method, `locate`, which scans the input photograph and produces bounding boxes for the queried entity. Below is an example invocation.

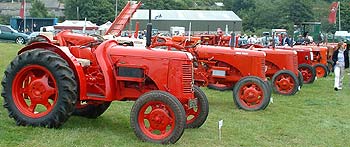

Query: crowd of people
[237,32,317,47]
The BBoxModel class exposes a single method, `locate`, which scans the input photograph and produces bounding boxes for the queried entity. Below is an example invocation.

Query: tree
[64,0,115,25]
[339,0,350,31]
[223,0,255,13]
[29,0,50,18]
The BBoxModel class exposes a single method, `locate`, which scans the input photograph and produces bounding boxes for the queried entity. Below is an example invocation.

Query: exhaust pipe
[146,9,152,47]
[229,32,235,47]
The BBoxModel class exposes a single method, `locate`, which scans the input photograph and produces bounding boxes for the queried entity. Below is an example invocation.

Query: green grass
[0,42,349,147]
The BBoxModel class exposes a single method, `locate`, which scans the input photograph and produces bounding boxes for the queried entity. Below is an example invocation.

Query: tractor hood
[109,45,193,61]
[196,45,266,58]
[254,48,297,55]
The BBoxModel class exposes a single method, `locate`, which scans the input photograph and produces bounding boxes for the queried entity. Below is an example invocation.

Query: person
[280,33,290,46]
[332,41,349,91]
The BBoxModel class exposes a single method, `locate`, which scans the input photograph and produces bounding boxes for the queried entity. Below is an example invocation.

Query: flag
[19,0,25,18]
[328,2,339,24]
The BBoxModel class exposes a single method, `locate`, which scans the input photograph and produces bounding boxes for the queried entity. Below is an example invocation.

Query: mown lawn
[0,42,349,147]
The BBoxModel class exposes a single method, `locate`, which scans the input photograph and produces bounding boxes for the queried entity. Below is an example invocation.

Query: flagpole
[338,1,341,31]
[23,0,26,33]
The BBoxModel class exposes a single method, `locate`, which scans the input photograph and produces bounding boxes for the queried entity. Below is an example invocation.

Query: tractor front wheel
[233,76,270,111]
[298,64,316,84]
[72,101,111,118]
[313,63,328,78]
[271,70,299,96]
[130,91,186,144]
[185,85,209,128]
[1,49,77,128]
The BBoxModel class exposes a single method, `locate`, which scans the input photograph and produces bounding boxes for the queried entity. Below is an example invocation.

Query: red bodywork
[152,36,267,87]
[193,45,267,86]
[20,33,195,104]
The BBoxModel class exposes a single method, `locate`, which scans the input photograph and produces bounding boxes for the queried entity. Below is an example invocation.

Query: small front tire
[233,76,270,111]
[130,91,186,144]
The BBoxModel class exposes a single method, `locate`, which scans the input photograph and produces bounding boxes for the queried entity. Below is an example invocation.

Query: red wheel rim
[238,82,264,108]
[315,66,325,78]
[138,101,176,140]
[299,67,312,82]
[12,65,58,118]
[274,74,295,94]
[185,101,200,125]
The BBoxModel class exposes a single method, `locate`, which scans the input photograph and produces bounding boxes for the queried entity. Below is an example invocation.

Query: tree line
[2,0,349,34]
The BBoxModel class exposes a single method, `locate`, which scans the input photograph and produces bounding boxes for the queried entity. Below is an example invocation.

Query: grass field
[0,42,349,147]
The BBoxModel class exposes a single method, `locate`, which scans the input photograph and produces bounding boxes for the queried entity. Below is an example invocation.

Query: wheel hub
[30,81,46,97]
[242,87,260,103]
[149,109,171,130]
[278,78,291,90]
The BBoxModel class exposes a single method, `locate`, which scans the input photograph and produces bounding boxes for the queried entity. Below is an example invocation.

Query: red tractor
[294,45,329,78]
[151,36,271,111]
[1,31,209,144]
[170,36,302,96]
[274,45,316,84]
[239,44,302,95]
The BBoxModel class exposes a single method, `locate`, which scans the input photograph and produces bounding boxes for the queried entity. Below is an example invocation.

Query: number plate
[212,70,226,76]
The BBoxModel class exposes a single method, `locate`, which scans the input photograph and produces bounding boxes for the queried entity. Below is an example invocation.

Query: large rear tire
[130,91,186,144]
[233,76,270,111]
[1,49,77,128]
[185,86,209,128]
[271,70,299,96]
[298,63,316,84]
[72,101,111,118]
[327,60,334,74]
[297,71,303,90]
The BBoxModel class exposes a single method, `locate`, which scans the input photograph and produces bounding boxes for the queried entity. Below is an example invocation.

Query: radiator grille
[293,54,298,70]
[182,64,193,93]
[261,57,266,77]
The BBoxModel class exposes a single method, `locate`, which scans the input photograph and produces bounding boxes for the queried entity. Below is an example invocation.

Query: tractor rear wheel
[233,76,270,111]
[72,101,111,118]
[327,60,334,74]
[130,91,186,144]
[271,70,299,96]
[185,85,209,128]
[297,71,303,90]
[298,63,316,84]
[313,63,328,78]
[26,36,49,46]
[207,83,233,91]
[1,49,77,128]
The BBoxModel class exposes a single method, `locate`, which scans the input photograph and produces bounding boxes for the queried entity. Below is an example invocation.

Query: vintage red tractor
[169,36,301,96]
[274,45,316,84]
[1,31,209,144]
[151,36,271,111]
[239,44,302,96]
[294,45,329,78]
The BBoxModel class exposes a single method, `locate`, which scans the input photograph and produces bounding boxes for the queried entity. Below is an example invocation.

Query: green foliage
[59,0,350,33]
[339,0,350,31]
[0,15,12,25]
[29,0,51,18]
[64,0,115,25]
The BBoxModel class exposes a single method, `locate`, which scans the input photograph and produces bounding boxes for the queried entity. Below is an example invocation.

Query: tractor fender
[93,40,118,100]
[18,42,88,100]
[36,34,52,43]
